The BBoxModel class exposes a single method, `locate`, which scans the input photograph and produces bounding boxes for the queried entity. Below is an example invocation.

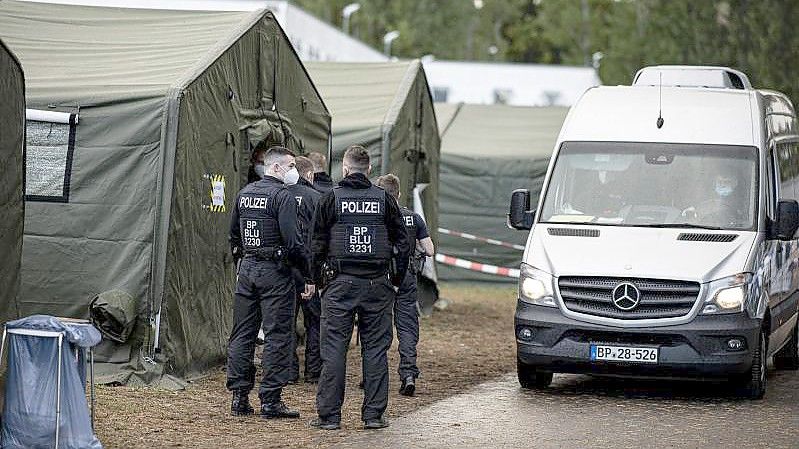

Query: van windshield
[539,142,759,231]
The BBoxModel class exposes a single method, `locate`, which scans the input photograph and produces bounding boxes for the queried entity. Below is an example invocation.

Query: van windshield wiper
[633,223,725,230]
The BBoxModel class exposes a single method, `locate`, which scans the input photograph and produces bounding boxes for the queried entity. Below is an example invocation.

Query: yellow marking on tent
[209,174,226,213]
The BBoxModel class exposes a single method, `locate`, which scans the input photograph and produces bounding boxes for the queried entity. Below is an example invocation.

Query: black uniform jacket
[288,177,322,246]
[310,173,411,286]
[230,175,312,280]
[312,172,335,193]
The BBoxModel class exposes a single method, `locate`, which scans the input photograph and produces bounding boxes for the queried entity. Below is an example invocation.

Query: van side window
[777,141,799,202]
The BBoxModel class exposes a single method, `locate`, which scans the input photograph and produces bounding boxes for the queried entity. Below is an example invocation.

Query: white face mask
[282,166,300,185]
[254,164,266,179]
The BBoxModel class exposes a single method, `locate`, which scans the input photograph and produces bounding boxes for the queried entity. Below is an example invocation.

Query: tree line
[293,0,799,104]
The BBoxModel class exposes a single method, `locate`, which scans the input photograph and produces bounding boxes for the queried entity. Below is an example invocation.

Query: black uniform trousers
[226,257,296,403]
[316,274,396,423]
[394,269,420,379]
[289,275,322,380]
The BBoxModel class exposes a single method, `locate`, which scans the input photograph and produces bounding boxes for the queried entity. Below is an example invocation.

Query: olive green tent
[306,61,440,310]
[436,103,568,282]
[0,38,24,336]
[0,1,330,385]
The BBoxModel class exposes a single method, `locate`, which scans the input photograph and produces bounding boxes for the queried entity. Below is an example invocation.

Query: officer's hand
[302,284,316,300]
[232,245,243,266]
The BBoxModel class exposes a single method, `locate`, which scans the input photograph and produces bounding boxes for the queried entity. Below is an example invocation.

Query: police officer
[375,174,434,397]
[287,156,323,384]
[307,151,334,193]
[310,145,411,430]
[246,145,267,184]
[227,146,314,419]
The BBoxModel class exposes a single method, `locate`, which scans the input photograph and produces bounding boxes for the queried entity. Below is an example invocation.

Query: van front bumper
[515,301,760,378]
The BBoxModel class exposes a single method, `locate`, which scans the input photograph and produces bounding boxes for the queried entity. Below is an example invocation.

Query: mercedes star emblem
[612,282,641,311]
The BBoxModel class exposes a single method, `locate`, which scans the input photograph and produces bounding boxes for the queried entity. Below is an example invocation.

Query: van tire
[518,360,553,389]
[735,330,767,400]
[774,319,799,370]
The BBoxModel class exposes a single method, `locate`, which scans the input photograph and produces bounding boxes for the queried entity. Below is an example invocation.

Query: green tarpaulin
[0,37,24,347]
[306,61,441,309]
[435,103,568,282]
[0,1,330,385]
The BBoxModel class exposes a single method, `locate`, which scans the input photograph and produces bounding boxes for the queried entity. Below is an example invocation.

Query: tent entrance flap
[0,37,25,330]
[240,109,296,150]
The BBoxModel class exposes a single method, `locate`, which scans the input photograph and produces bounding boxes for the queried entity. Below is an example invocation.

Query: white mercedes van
[508,66,799,398]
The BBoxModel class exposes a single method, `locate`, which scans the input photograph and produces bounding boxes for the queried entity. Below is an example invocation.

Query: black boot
[261,401,300,419]
[230,390,254,416]
[399,376,415,397]
[304,374,320,384]
[363,416,389,429]
[309,418,340,430]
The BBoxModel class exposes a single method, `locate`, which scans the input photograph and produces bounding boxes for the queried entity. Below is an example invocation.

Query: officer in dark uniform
[227,146,314,419]
[310,145,411,430]
[287,156,323,384]
[376,174,435,397]
[308,151,334,193]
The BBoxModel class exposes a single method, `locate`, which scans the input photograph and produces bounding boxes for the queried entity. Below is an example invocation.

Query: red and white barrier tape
[438,228,525,251]
[435,253,520,278]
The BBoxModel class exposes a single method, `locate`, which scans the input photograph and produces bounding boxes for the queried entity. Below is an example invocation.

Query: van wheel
[518,360,553,389]
[774,319,799,370]
[735,330,767,400]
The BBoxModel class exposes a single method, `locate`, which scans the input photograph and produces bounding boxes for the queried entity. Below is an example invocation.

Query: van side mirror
[774,199,799,240]
[508,189,535,230]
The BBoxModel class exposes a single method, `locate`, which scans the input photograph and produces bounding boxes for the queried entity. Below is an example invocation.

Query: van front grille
[558,277,700,320]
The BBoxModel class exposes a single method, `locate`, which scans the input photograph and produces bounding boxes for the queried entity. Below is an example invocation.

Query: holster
[410,251,426,274]
[389,246,400,279]
[320,262,337,288]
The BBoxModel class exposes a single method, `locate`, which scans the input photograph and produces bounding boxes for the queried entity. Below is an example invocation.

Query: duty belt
[244,246,285,262]
[328,258,389,276]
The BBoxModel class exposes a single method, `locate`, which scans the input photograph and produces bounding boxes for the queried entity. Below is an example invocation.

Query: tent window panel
[25,112,77,203]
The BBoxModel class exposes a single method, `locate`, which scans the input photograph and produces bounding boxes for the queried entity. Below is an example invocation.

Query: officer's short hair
[343,145,370,173]
[307,152,327,172]
[250,148,266,164]
[264,146,295,166]
[295,156,314,179]
[376,174,400,200]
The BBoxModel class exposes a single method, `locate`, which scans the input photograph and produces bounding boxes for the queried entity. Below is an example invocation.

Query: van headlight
[702,273,751,314]
[519,264,557,307]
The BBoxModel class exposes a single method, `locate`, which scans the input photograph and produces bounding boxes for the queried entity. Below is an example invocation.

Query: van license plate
[590,345,658,363]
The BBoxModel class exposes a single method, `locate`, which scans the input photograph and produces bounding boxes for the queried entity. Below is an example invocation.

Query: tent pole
[326,131,333,174]
[90,348,95,430]
[0,328,7,368]
[55,333,63,449]
[152,310,162,354]
[381,128,391,175]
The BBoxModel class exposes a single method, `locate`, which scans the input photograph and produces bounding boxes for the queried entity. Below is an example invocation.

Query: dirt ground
[93,283,517,449]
